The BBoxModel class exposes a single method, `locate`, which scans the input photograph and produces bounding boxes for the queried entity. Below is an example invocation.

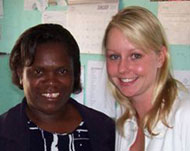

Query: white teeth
[121,78,136,83]
[42,93,60,98]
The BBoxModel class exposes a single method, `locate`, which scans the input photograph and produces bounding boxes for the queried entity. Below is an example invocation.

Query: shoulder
[0,103,22,138]
[175,89,190,114]
[0,103,23,127]
[168,88,190,149]
[170,89,190,126]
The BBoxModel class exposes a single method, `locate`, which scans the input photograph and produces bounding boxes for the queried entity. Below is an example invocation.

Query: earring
[19,79,23,85]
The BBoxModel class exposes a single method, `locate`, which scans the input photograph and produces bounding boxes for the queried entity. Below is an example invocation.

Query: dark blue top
[0,98,115,151]
[28,120,91,151]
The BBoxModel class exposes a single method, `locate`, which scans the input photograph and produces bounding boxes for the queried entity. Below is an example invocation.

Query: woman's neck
[131,93,153,121]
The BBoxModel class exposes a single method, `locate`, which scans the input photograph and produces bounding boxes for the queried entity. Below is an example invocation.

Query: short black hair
[9,23,82,93]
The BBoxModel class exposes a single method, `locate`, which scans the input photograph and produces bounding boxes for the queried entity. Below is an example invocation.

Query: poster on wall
[151,0,190,1]
[157,2,190,45]
[68,0,118,5]
[66,2,118,54]
[85,61,116,117]
[24,0,48,11]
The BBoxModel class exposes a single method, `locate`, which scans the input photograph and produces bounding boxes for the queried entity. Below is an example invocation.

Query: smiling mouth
[41,93,60,99]
[120,77,137,83]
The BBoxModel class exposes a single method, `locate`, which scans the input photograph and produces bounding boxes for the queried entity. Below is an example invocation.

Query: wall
[0,0,190,114]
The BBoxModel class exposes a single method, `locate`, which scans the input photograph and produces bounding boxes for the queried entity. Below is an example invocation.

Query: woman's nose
[44,72,57,85]
[118,59,131,74]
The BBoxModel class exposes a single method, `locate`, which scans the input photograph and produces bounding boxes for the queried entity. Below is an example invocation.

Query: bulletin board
[0,0,190,116]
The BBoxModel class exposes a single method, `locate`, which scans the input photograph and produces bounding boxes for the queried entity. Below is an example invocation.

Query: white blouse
[116,89,190,151]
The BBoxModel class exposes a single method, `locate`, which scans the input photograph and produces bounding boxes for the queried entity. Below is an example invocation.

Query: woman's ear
[157,46,166,68]
[17,67,23,85]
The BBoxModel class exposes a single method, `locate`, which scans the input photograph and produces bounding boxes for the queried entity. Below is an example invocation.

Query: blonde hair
[103,6,178,135]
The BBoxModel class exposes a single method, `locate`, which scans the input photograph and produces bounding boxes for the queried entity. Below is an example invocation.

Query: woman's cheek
[136,66,144,73]
[107,63,117,76]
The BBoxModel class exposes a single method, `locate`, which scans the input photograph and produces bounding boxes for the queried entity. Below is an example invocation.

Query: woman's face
[105,27,164,101]
[20,42,74,114]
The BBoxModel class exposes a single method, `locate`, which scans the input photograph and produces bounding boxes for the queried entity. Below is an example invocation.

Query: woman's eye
[58,68,68,75]
[34,68,43,76]
[108,54,120,60]
[131,53,142,60]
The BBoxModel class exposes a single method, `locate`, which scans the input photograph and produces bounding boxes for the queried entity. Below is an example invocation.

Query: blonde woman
[103,6,190,151]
